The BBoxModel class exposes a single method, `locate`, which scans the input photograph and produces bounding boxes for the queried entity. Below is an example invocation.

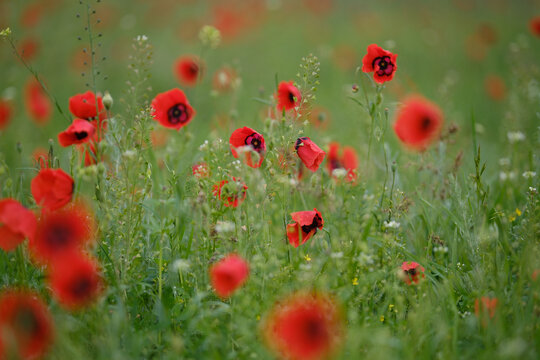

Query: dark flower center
[188,62,199,76]
[329,158,342,171]
[373,56,394,77]
[301,213,323,235]
[74,131,88,140]
[45,224,72,249]
[406,268,417,276]
[304,316,325,341]
[421,117,432,131]
[288,91,296,104]
[14,306,40,336]
[167,103,189,125]
[245,132,265,153]
[295,137,309,151]
[72,277,92,299]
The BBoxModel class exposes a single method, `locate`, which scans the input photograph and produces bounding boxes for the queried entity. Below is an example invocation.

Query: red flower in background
[276,81,302,112]
[263,292,343,360]
[31,168,74,211]
[308,106,331,130]
[210,254,250,298]
[151,88,195,130]
[0,199,37,252]
[29,204,94,264]
[474,297,498,327]
[0,99,12,130]
[18,37,40,62]
[48,253,104,310]
[0,290,54,360]
[393,95,443,151]
[58,119,96,147]
[25,79,51,125]
[78,141,98,167]
[295,137,325,172]
[529,16,540,37]
[326,142,358,182]
[362,44,398,84]
[213,177,248,208]
[20,2,45,28]
[174,55,204,87]
[286,209,324,248]
[484,75,506,101]
[192,162,210,178]
[400,261,425,285]
[68,91,106,121]
[229,127,266,168]
[32,147,50,169]
[213,66,238,93]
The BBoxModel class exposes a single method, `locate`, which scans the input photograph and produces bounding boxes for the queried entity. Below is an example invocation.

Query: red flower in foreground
[31,168,74,211]
[69,91,105,121]
[0,290,54,360]
[192,162,210,178]
[58,118,96,147]
[393,95,443,151]
[326,142,358,182]
[213,178,248,208]
[276,81,302,112]
[263,292,343,360]
[210,254,250,298]
[530,16,540,37]
[229,127,266,168]
[174,55,204,87]
[151,88,195,130]
[0,100,12,130]
[362,44,398,84]
[295,137,326,172]
[400,261,425,285]
[0,199,37,252]
[48,254,104,310]
[25,79,51,125]
[286,209,324,248]
[29,204,93,264]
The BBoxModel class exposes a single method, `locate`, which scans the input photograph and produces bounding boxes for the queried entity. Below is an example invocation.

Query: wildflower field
[0,0,539,359]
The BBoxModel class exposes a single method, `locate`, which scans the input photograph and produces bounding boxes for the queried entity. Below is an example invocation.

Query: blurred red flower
[295,137,325,172]
[326,142,358,182]
[286,209,323,248]
[31,168,74,211]
[276,81,302,112]
[0,99,12,130]
[18,37,40,62]
[0,290,54,360]
[32,147,50,169]
[29,204,94,265]
[77,141,99,167]
[308,106,331,130]
[393,95,443,151]
[58,119,96,147]
[151,88,195,130]
[529,16,540,37]
[400,261,425,285]
[210,254,249,298]
[263,292,343,360]
[192,162,210,178]
[229,126,266,168]
[48,253,104,310]
[25,79,51,125]
[174,55,204,87]
[0,199,37,252]
[484,75,506,101]
[474,296,498,327]
[69,91,106,121]
[362,44,398,84]
[213,177,248,208]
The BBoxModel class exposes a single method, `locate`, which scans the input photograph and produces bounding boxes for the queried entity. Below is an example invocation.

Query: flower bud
[102,91,113,110]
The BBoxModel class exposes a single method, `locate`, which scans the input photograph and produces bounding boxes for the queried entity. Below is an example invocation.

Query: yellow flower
[515,208,522,216]
[509,215,516,222]
[304,254,311,262]
[352,277,359,286]
[380,315,385,322]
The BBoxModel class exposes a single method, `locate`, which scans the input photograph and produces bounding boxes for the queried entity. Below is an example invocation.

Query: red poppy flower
[174,55,204,87]
[18,37,40,62]
[400,261,425,285]
[276,81,302,112]
[0,199,37,252]
[32,147,50,169]
[393,95,443,151]
[295,137,326,172]
[286,209,323,248]
[326,142,358,182]
[229,127,266,168]
[31,168,74,211]
[474,297,497,319]
[212,66,238,93]
[192,162,210,178]
[25,79,51,125]
[77,141,98,167]
[209,254,249,298]
[151,88,195,130]
[0,290,54,360]
[530,16,540,37]
[20,2,45,28]
[68,91,106,121]
[263,292,343,360]
[362,44,398,84]
[0,99,12,130]
[48,253,104,310]
[484,75,506,101]
[58,118,96,147]
[213,177,248,208]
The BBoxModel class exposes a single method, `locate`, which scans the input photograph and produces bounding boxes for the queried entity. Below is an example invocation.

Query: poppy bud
[102,91,113,110]
[295,137,326,172]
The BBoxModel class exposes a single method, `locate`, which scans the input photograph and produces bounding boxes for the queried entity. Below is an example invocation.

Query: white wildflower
[383,220,401,229]
[215,221,235,234]
[522,171,537,179]
[507,131,525,143]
